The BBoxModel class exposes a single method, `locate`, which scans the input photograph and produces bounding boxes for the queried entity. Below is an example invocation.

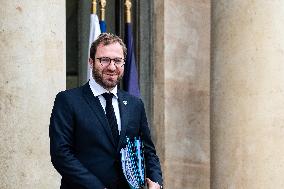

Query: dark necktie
[102,92,119,146]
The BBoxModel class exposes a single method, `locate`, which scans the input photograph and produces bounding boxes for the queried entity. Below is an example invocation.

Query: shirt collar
[89,75,118,98]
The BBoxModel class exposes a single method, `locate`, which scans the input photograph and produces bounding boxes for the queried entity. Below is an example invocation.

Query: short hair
[89,33,127,60]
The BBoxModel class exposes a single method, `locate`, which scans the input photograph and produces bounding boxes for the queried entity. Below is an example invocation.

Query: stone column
[153,0,210,188]
[0,1,65,188]
[211,1,284,188]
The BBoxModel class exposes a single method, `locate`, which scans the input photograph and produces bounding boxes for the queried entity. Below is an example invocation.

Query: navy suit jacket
[49,83,163,189]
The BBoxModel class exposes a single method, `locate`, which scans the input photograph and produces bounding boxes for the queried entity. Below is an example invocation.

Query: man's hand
[146,178,161,189]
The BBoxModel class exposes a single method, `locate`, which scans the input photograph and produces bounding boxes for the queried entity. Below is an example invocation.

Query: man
[49,33,163,189]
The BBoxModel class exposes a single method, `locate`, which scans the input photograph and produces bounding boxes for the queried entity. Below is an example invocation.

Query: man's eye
[101,58,110,62]
[114,58,121,63]
[114,59,123,63]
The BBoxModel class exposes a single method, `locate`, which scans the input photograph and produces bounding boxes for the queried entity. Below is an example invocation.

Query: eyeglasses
[95,57,125,67]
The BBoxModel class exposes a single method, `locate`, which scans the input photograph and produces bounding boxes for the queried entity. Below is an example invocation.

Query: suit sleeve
[49,92,105,189]
[139,99,163,187]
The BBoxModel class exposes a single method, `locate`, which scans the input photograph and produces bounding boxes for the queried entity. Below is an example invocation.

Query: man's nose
[107,60,116,70]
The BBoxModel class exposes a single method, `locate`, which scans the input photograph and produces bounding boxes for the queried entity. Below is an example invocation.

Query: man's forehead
[97,43,123,52]
[96,42,124,56]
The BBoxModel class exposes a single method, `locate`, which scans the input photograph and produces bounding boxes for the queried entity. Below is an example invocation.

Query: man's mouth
[106,73,116,76]
[104,73,117,80]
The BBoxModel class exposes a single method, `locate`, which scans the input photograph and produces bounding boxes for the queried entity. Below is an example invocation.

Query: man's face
[90,42,125,91]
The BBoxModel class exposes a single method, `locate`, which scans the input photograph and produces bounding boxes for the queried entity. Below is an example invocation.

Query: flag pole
[99,0,107,32]
[92,0,97,14]
[125,0,131,24]
[99,0,106,21]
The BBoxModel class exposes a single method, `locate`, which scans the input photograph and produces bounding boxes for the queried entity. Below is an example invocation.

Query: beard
[92,66,123,90]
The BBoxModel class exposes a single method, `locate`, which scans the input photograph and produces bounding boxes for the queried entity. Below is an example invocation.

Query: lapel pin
[123,101,127,105]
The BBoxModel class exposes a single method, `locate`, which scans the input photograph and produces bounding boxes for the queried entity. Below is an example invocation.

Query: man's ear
[88,58,93,67]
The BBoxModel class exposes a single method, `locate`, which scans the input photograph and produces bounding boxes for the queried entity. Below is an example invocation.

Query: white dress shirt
[89,77,121,134]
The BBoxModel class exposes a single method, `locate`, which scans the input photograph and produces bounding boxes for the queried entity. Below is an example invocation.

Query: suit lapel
[117,91,129,152]
[82,83,116,147]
